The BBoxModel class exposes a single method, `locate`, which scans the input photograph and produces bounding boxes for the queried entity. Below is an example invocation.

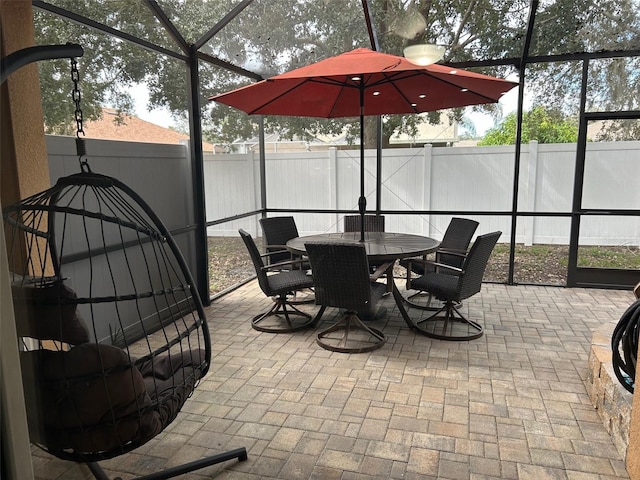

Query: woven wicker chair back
[260,216,299,265]
[343,215,385,233]
[305,242,373,312]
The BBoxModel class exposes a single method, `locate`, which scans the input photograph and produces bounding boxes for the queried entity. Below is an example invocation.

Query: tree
[33,1,639,144]
[34,1,166,134]
[478,106,578,145]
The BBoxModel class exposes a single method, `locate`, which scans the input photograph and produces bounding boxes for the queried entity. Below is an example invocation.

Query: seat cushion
[266,270,314,296]
[136,349,207,429]
[410,272,460,301]
[20,343,159,456]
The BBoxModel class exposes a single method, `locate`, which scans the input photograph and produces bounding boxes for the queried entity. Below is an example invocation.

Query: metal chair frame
[4,172,248,479]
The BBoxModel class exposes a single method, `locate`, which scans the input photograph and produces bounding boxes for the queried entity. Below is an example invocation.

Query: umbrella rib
[375,70,503,104]
[308,77,360,88]
[248,77,361,117]
[307,77,361,118]
[246,79,312,115]
[373,72,419,114]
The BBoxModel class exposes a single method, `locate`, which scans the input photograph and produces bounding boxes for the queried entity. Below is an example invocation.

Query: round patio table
[287,232,439,331]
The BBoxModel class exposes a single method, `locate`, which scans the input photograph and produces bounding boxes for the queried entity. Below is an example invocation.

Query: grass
[578,246,640,269]
[208,236,254,295]
[207,236,640,295]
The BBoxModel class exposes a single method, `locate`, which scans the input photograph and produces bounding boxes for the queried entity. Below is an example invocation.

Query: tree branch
[451,0,478,48]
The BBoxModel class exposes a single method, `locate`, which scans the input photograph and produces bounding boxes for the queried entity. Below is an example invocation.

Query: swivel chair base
[315,307,386,353]
[414,301,483,341]
[405,291,461,311]
[252,295,315,333]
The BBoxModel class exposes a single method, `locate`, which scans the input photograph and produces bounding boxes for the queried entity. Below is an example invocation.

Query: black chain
[70,57,90,172]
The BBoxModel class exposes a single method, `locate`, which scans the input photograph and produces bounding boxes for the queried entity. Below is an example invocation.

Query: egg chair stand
[86,448,248,480]
[4,171,247,479]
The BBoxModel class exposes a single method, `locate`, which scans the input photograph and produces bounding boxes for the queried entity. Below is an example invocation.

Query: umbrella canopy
[210,48,518,240]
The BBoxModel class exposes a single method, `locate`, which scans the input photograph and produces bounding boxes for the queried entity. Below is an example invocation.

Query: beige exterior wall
[1,1,49,478]
[0,1,50,205]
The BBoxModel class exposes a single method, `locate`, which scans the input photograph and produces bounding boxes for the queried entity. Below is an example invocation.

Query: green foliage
[34,1,165,133]
[478,106,578,145]
[33,0,640,143]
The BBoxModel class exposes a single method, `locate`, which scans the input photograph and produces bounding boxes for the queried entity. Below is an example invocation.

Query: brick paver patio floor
[31,282,636,479]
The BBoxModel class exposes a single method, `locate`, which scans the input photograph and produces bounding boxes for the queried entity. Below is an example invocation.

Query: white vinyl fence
[45,135,640,247]
[205,141,640,246]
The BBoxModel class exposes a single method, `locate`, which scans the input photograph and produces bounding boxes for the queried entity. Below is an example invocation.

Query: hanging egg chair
[4,170,247,478]
[2,52,246,479]
[2,44,247,480]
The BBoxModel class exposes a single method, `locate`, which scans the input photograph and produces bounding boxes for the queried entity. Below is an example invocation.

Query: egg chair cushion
[21,343,158,454]
[20,343,207,458]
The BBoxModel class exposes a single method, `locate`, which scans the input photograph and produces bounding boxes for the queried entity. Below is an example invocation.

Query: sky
[465,82,524,136]
[131,83,174,128]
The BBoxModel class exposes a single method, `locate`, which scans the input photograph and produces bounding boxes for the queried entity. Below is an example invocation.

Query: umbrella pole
[358,78,366,242]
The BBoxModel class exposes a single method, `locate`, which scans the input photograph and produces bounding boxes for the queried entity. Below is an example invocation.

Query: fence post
[329,147,339,232]
[423,144,433,237]
[248,151,260,236]
[524,140,538,246]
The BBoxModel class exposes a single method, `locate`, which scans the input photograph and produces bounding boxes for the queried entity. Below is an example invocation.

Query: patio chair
[401,217,479,309]
[259,216,302,266]
[406,231,501,341]
[344,214,390,289]
[343,214,385,233]
[305,242,392,353]
[260,216,314,303]
[239,229,316,333]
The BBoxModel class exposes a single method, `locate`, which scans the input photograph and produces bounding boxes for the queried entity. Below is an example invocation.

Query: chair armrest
[404,257,431,271]
[405,257,462,275]
[265,244,289,251]
[436,248,467,257]
[426,260,463,274]
[259,248,290,259]
[370,261,394,281]
[261,257,308,272]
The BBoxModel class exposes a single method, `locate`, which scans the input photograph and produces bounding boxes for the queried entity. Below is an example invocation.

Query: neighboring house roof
[83,108,218,152]
[232,131,349,153]
[389,111,459,146]
[232,114,461,153]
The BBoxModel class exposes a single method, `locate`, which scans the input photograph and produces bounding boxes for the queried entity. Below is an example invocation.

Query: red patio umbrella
[210,48,518,241]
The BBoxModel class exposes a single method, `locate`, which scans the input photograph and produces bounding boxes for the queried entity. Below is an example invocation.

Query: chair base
[252,296,314,333]
[404,291,462,311]
[315,308,386,353]
[413,301,483,341]
[87,447,248,480]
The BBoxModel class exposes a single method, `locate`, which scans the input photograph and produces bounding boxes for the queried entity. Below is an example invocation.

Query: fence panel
[47,137,640,246]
